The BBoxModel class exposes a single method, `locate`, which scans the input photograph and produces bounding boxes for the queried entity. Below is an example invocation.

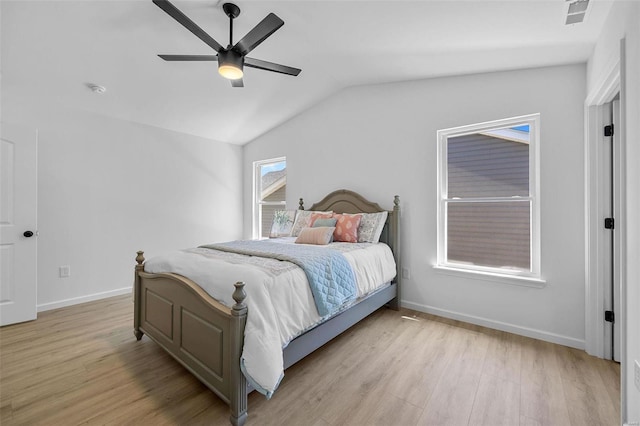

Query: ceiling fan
[153,0,301,87]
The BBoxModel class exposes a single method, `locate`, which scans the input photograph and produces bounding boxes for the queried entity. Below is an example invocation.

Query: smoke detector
[87,83,106,94]
[565,0,589,25]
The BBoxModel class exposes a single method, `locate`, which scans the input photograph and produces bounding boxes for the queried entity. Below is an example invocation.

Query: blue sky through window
[261,160,286,176]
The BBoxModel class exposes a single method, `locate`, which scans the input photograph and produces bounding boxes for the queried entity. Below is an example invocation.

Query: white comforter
[143,238,396,397]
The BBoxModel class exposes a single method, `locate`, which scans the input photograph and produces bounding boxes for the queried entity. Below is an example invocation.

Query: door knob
[23,231,34,238]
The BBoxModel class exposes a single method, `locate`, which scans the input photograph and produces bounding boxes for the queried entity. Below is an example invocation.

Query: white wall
[3,105,243,310]
[244,64,587,348]
[588,1,640,422]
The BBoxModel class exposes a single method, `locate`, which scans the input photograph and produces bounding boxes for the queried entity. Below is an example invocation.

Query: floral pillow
[357,211,388,243]
[290,211,333,237]
[333,214,362,243]
[269,210,297,238]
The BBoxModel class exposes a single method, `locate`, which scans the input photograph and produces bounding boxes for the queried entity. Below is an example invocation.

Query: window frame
[436,114,543,283]
[253,157,286,239]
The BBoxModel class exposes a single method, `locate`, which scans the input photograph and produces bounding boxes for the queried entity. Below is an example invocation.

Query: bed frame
[133,189,401,426]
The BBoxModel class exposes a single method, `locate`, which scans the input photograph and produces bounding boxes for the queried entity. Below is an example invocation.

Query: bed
[133,189,401,426]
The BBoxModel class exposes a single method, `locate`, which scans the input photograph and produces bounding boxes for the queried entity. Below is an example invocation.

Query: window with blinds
[254,157,286,239]
[437,115,541,279]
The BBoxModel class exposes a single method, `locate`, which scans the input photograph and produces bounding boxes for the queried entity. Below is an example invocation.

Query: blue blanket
[201,240,356,317]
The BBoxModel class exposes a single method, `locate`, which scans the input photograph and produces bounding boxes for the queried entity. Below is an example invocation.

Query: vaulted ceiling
[1,0,614,145]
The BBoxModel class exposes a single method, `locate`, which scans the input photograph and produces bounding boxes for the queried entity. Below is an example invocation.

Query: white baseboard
[37,287,132,312]
[401,300,585,350]
[37,292,584,349]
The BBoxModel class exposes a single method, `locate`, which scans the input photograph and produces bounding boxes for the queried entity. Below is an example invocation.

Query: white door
[602,102,614,360]
[601,99,621,362]
[612,98,621,362]
[0,124,38,326]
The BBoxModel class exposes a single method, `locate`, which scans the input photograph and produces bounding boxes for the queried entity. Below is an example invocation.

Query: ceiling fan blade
[244,57,301,76]
[233,13,284,56]
[158,54,218,61]
[153,0,223,53]
[231,78,244,88]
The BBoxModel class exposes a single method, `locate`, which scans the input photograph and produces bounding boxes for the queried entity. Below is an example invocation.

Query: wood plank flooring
[0,295,620,425]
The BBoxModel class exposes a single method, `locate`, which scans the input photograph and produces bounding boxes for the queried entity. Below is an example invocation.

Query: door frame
[584,44,627,358]
[584,58,618,359]
[584,38,627,417]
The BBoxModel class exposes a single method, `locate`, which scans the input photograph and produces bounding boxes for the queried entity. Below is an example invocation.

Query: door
[611,98,621,362]
[0,124,38,326]
[602,99,621,362]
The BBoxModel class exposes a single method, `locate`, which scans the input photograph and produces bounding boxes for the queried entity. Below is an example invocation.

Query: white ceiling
[2,0,614,145]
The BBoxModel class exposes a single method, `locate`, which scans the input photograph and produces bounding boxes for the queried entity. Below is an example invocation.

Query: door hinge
[604,218,615,229]
[605,310,615,323]
[604,124,614,137]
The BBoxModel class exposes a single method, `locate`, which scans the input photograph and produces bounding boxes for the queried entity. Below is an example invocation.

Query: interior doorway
[584,57,624,364]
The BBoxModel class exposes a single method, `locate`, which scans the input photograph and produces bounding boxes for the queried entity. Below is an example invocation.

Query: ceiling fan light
[218,50,244,80]
[219,64,244,80]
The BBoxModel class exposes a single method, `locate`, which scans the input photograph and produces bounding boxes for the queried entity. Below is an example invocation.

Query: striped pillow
[295,227,335,245]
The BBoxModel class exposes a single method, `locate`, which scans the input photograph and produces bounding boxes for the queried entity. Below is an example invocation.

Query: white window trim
[436,114,543,284]
[253,157,286,239]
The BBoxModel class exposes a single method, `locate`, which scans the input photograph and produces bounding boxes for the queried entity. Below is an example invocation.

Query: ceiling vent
[565,0,589,25]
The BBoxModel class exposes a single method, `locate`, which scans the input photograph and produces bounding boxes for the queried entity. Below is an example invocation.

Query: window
[254,157,286,239]
[437,114,541,281]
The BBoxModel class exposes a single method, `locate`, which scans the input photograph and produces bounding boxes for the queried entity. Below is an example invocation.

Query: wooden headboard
[307,189,387,213]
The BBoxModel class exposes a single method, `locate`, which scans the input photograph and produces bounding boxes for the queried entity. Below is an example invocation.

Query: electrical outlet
[59,265,71,278]
[402,267,410,280]
[635,360,640,392]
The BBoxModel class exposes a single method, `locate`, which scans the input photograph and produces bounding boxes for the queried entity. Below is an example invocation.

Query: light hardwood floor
[0,295,619,425]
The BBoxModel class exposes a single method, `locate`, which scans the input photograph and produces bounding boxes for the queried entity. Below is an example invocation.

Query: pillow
[290,210,333,237]
[295,227,335,245]
[357,211,388,243]
[333,214,362,243]
[308,212,335,227]
[269,210,297,238]
[312,217,337,228]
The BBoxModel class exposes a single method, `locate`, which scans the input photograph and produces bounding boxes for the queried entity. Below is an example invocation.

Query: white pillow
[269,210,297,238]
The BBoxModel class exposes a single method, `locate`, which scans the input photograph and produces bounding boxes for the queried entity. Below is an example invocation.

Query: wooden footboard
[133,253,248,426]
